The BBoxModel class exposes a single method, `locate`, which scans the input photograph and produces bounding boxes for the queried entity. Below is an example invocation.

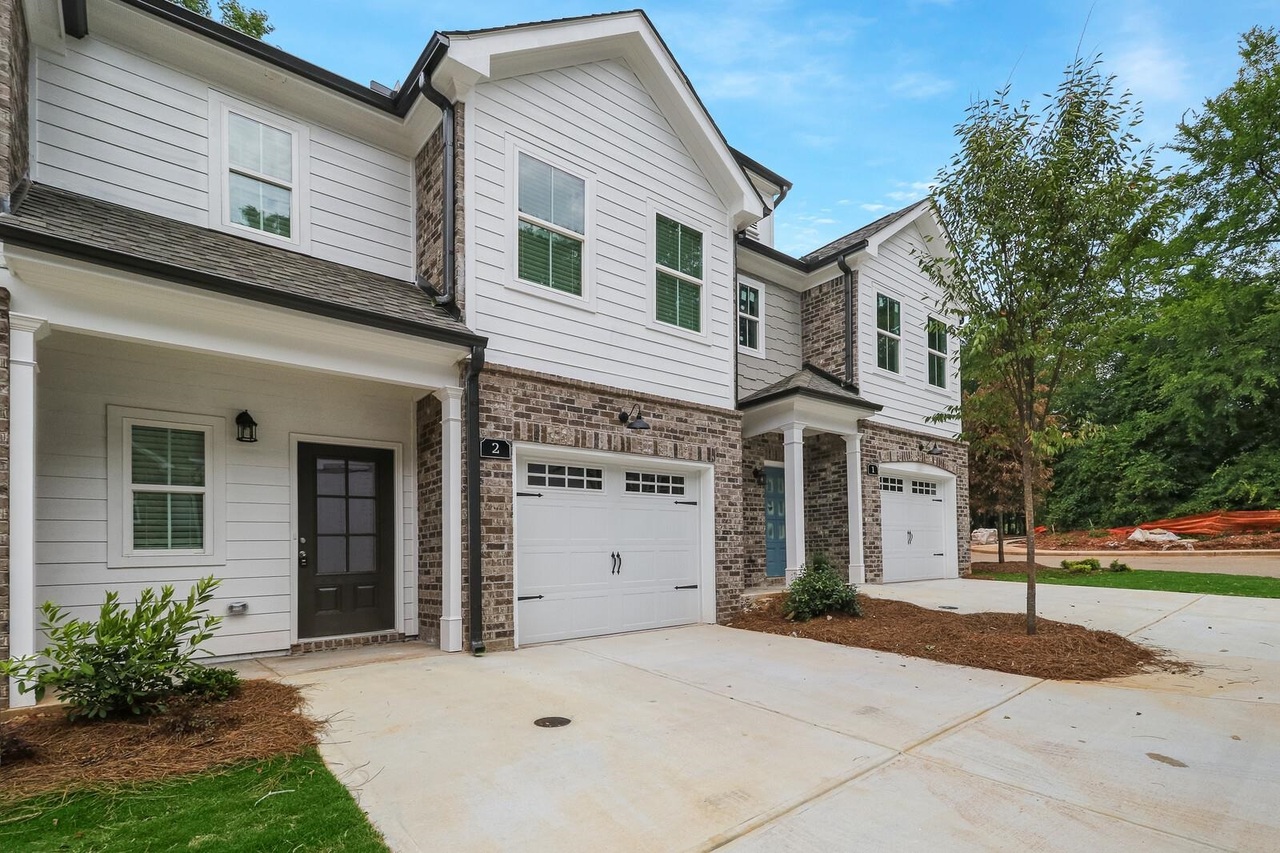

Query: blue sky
[255,0,1274,256]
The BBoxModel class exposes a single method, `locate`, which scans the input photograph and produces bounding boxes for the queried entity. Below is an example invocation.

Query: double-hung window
[927,317,948,388]
[738,281,762,353]
[227,111,295,239]
[517,153,586,296]
[655,214,703,332]
[876,293,901,373]
[108,407,225,568]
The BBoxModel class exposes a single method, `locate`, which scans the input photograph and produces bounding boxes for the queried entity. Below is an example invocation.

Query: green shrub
[783,553,861,621]
[0,577,223,720]
[180,664,242,701]
[1061,558,1103,574]
[1107,559,1132,573]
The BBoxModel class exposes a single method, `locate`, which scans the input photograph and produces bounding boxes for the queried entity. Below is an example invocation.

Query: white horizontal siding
[468,60,735,408]
[738,278,802,396]
[858,223,962,437]
[34,334,423,656]
[34,36,413,279]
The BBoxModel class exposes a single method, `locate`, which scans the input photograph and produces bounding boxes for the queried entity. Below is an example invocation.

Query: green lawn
[973,568,1280,598]
[0,749,387,852]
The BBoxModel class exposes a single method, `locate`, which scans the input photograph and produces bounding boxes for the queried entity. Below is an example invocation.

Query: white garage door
[516,458,702,645]
[880,475,948,582]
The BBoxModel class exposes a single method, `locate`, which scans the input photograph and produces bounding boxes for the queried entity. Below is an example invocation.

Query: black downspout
[417,40,458,316]
[466,344,486,654]
[836,254,856,384]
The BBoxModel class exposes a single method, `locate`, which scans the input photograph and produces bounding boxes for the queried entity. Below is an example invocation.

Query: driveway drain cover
[535,716,572,728]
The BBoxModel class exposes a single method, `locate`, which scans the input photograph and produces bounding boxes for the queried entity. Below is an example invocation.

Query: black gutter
[0,223,486,349]
[729,146,792,207]
[62,0,88,38]
[737,234,871,275]
[465,345,486,655]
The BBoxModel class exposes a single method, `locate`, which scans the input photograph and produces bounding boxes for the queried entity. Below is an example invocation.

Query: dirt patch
[1030,530,1280,551]
[970,561,1058,575]
[0,680,320,802]
[727,594,1188,681]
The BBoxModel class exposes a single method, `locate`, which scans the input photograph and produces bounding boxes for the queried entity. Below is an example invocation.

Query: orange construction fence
[1109,510,1280,538]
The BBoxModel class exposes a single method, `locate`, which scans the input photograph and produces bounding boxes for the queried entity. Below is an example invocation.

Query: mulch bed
[1031,530,1280,551]
[970,561,1058,574]
[0,680,320,802]
[728,594,1189,681]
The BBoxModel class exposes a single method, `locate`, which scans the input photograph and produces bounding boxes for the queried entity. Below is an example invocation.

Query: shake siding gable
[737,278,801,396]
[467,59,735,408]
[32,35,414,279]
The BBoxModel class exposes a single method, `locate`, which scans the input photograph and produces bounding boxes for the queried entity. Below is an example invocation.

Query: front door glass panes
[315,458,379,574]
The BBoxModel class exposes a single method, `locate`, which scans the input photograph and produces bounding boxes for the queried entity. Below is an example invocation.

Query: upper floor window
[927,317,948,388]
[877,293,901,373]
[738,281,763,353]
[517,153,586,296]
[227,111,295,239]
[655,214,703,332]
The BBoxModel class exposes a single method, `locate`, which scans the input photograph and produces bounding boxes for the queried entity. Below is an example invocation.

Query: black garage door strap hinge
[932,498,943,502]
[933,552,945,556]
[517,595,544,601]
[517,492,543,498]
[674,584,698,590]
[674,500,698,505]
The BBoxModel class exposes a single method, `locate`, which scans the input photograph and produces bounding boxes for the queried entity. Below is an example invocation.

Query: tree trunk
[1022,444,1038,635]
[997,511,1006,563]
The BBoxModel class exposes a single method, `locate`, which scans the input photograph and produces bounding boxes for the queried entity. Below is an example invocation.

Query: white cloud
[861,203,889,213]
[1112,38,1190,103]
[889,71,954,99]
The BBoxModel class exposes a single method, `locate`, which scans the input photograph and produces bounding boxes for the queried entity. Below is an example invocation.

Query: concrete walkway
[254,582,1280,852]
[973,546,1280,577]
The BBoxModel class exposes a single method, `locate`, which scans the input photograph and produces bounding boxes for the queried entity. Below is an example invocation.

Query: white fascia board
[4,247,464,389]
[437,13,764,226]
[736,246,853,293]
[742,394,876,438]
[863,200,937,259]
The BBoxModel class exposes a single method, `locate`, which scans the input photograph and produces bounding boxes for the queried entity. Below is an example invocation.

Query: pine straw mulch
[970,561,1060,574]
[0,680,321,803]
[728,594,1191,681]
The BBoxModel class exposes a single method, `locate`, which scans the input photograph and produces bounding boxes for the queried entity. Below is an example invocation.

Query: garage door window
[527,463,603,490]
[625,471,686,495]
[879,476,904,492]
[912,480,938,495]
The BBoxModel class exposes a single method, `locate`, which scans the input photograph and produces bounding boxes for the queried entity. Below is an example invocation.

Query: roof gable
[432,11,764,228]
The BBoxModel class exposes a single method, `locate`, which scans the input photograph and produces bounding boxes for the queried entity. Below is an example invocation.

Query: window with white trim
[927,317,948,388]
[107,408,225,568]
[877,294,901,373]
[911,480,939,496]
[227,111,295,239]
[879,476,904,492]
[738,281,762,353]
[527,463,603,490]
[517,153,586,296]
[655,214,703,332]
[625,471,686,495]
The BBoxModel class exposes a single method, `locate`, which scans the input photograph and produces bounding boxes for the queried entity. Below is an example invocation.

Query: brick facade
[446,364,743,650]
[800,272,856,385]
[413,102,466,311]
[0,0,28,198]
[859,421,970,583]
[416,394,445,644]
[0,289,8,708]
[803,433,850,577]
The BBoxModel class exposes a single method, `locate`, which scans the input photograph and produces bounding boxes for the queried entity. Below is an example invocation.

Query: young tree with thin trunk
[921,56,1164,634]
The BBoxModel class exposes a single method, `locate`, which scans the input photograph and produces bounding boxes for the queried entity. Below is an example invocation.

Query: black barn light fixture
[919,440,944,456]
[617,405,651,431]
[235,410,259,443]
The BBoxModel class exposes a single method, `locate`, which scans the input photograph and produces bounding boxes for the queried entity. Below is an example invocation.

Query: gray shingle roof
[0,183,479,346]
[800,200,925,266]
[739,363,883,412]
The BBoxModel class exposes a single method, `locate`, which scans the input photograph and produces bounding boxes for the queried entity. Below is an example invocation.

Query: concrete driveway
[254,581,1280,852]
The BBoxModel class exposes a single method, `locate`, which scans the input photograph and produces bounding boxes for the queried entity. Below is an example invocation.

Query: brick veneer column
[0,289,9,709]
[414,102,466,313]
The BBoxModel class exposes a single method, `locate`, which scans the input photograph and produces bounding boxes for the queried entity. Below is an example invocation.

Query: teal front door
[764,466,786,577]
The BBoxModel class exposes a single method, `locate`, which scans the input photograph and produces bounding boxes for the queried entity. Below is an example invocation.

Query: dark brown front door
[298,443,396,638]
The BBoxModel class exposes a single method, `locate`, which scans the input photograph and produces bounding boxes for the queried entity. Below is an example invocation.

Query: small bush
[180,665,241,701]
[1061,558,1102,574]
[1107,559,1132,573]
[0,577,224,721]
[784,553,861,621]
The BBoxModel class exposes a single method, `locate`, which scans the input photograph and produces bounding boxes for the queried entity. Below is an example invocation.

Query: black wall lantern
[919,440,944,456]
[752,466,766,485]
[617,404,651,431]
[235,410,258,443]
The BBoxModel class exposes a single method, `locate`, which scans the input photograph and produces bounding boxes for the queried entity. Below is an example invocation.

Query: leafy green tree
[922,56,1163,633]
[174,0,273,39]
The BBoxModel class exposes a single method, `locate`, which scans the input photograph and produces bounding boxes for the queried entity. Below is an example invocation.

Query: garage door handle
[674,584,698,590]
[933,552,944,556]
[611,552,619,574]
[518,595,544,601]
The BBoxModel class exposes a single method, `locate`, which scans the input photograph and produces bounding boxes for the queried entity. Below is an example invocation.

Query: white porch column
[782,423,806,576]
[844,432,866,584]
[9,314,48,708]
[436,386,464,652]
